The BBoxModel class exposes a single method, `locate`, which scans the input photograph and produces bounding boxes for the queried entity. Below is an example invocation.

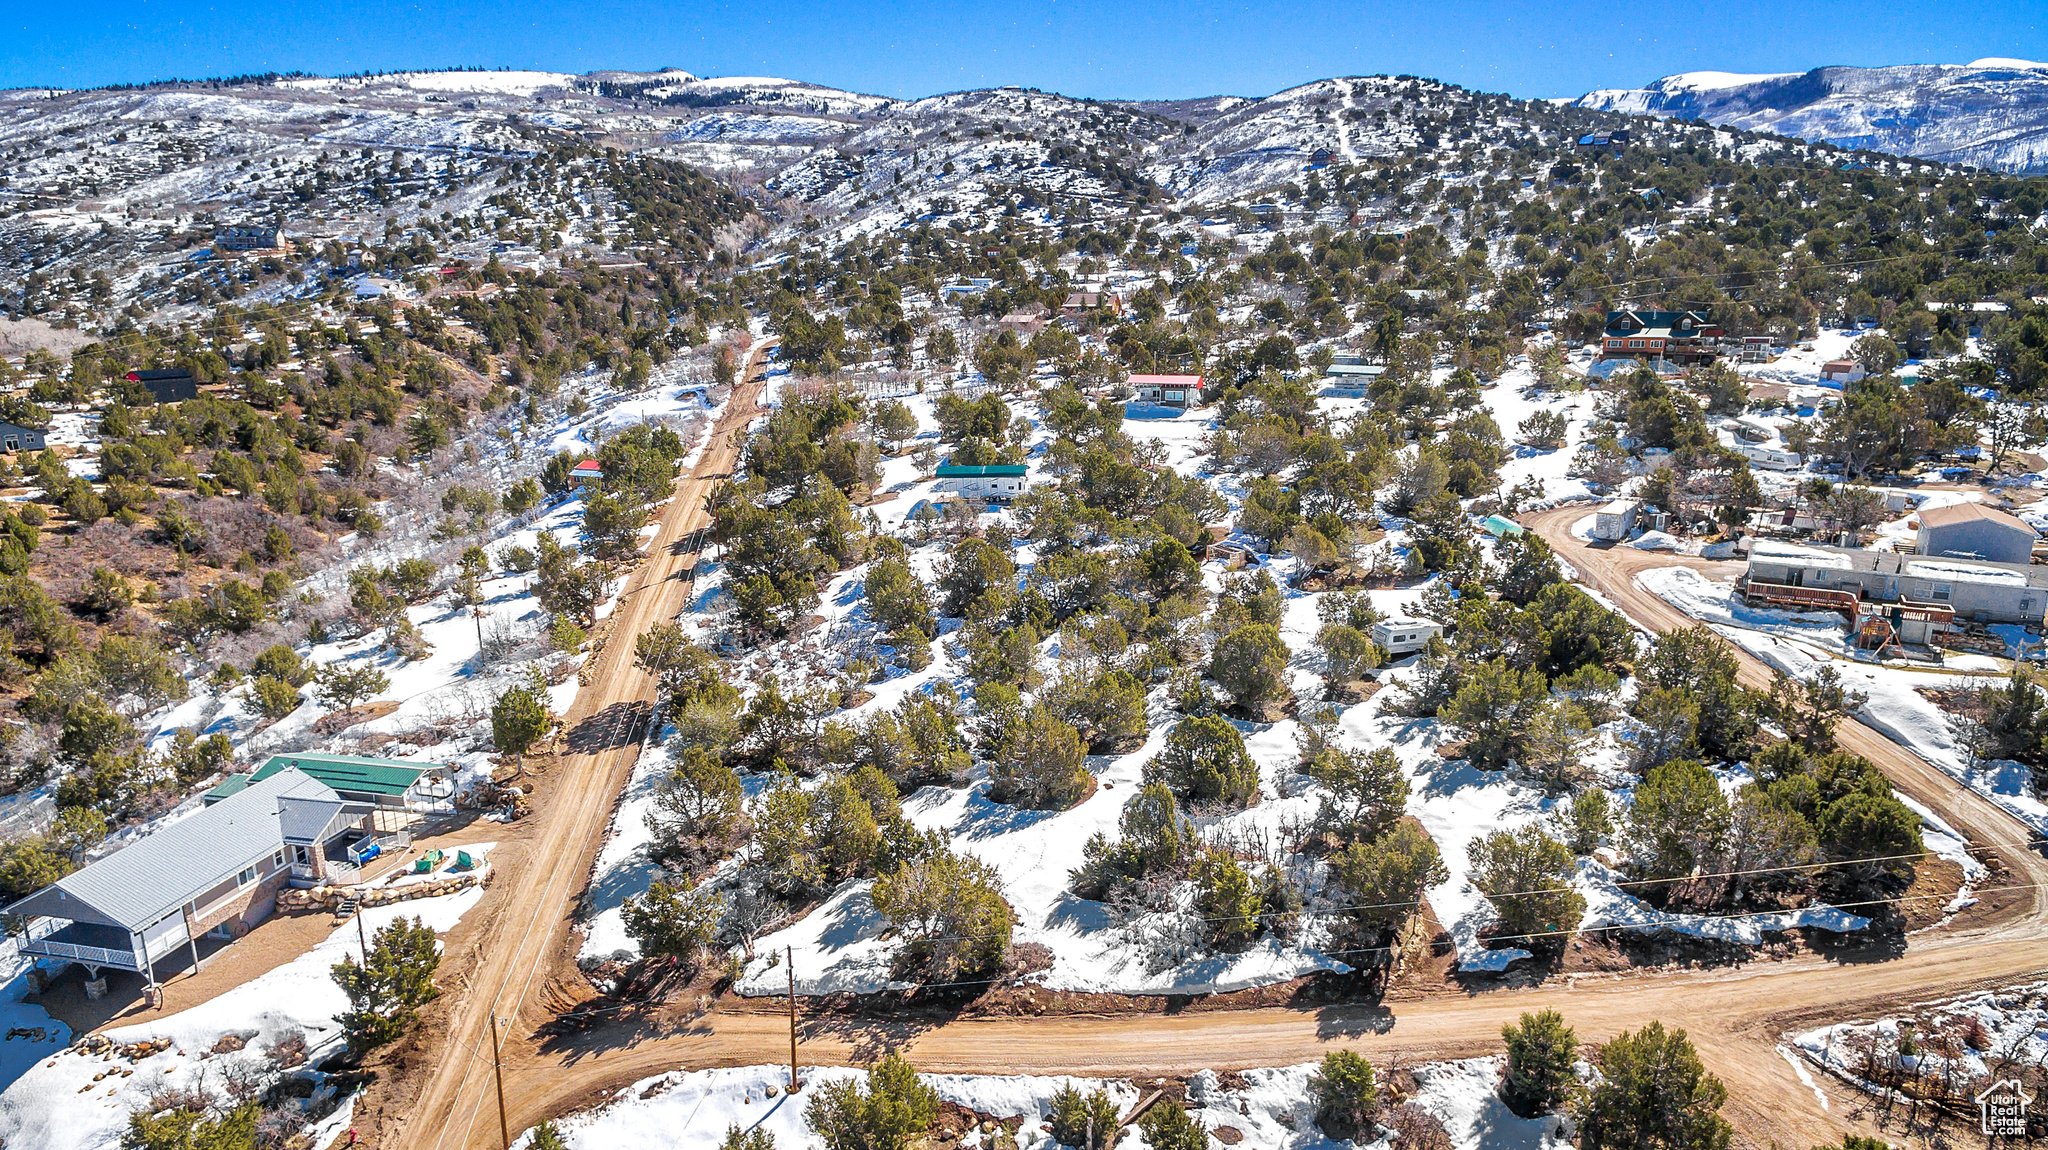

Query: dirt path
[375,486,2048,1150]
[360,343,775,1150]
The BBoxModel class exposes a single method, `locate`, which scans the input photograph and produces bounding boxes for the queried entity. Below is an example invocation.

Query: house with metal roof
[932,463,1029,502]
[6,768,387,994]
[209,753,454,821]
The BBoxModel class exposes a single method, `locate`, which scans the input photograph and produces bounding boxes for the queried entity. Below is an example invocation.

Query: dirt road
[369,342,774,1150]
[383,482,2048,1150]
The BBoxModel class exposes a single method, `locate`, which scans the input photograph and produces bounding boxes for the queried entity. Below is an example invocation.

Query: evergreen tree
[1309,1049,1378,1141]
[1580,1022,1733,1150]
[806,1053,939,1150]
[1501,1009,1578,1115]
[1147,716,1261,809]
[331,916,441,1054]
[1469,826,1584,940]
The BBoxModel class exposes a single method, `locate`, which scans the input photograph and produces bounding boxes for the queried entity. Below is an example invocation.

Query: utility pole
[787,944,799,1092]
[490,1012,511,1150]
[356,907,368,966]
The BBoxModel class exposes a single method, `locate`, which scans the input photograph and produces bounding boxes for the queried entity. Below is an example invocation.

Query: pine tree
[1501,1009,1579,1114]
[1309,1050,1378,1141]
[1580,1022,1732,1150]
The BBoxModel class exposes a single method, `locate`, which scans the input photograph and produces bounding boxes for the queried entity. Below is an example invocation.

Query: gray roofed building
[7,767,383,991]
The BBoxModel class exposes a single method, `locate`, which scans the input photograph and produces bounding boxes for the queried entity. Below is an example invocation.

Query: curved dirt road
[375,489,2048,1150]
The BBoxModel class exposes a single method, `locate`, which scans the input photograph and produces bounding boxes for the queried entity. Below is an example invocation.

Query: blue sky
[9,0,2046,100]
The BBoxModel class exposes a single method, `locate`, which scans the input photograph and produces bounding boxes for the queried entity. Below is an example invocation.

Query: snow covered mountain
[1575,59,2048,173]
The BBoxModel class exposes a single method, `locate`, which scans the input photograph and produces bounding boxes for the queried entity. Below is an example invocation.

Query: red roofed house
[570,459,604,488]
[1129,373,1204,410]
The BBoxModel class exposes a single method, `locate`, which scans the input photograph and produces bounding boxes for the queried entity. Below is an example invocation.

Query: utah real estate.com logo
[1978,1078,2031,1137]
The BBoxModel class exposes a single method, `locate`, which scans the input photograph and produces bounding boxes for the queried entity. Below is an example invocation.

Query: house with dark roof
[5,768,389,992]
[1600,310,1725,364]
[125,368,199,403]
[216,225,281,252]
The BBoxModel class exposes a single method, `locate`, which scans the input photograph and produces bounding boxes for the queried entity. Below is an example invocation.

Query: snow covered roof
[8,768,339,932]
[1905,560,2031,586]
[1749,540,1856,569]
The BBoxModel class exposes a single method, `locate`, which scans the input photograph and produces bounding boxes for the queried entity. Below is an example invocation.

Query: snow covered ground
[1792,981,2048,1100]
[513,1057,1571,1150]
[0,882,488,1150]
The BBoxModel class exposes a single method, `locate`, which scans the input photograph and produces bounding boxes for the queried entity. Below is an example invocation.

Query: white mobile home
[1372,617,1443,656]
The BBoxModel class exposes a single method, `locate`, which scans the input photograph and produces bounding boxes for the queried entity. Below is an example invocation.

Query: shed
[1592,498,1644,542]
[1916,502,2038,566]
[569,459,604,487]
[1821,360,1861,382]
[1372,617,1443,657]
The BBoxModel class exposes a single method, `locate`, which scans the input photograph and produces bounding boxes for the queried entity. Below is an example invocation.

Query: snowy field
[512,1057,1571,1150]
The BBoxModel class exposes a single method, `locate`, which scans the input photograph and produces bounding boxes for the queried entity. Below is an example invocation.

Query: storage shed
[1915,502,2038,566]
[1591,498,1644,543]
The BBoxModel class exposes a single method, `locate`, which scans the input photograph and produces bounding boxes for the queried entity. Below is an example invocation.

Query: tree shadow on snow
[953,787,1067,842]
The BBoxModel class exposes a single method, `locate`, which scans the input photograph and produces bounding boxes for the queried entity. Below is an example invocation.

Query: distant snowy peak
[1575,60,2048,173]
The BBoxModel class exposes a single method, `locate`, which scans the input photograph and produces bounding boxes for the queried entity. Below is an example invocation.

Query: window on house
[1929,583,1953,602]
[273,850,286,869]
[292,845,311,865]
[237,866,258,886]
[1628,340,1644,349]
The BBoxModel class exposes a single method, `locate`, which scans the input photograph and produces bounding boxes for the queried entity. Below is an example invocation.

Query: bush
[1580,1022,1732,1150]
[1502,1009,1579,1115]
[1147,716,1260,809]
[251,675,301,720]
[1136,1102,1206,1150]
[1469,826,1584,941]
[621,879,726,971]
[1070,782,1193,899]
[806,1052,938,1150]
[871,850,1012,981]
[1047,1082,1122,1150]
[1327,822,1446,936]
[331,916,441,1054]
[1387,1103,1451,1150]
[1208,623,1292,707]
[1309,1049,1378,1141]
[989,707,1093,810]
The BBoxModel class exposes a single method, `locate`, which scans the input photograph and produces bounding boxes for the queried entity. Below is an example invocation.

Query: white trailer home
[1372,617,1443,657]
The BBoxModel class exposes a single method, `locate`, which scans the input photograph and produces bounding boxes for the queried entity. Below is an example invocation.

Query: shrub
[1047,1082,1122,1150]
[1502,1009,1579,1115]
[806,1052,938,1150]
[1469,826,1584,940]
[1147,716,1260,809]
[1309,1049,1378,1141]
[1208,623,1292,707]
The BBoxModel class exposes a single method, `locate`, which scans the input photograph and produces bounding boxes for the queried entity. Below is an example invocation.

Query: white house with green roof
[208,753,455,824]
[932,462,1029,502]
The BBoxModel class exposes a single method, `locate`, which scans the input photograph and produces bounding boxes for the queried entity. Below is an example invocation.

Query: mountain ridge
[1576,58,2048,173]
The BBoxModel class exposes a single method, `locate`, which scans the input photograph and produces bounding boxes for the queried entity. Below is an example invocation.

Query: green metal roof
[252,752,443,797]
[204,773,254,802]
[935,464,1028,477]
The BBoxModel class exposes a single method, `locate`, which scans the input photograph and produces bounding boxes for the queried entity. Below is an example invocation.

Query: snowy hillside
[1576,59,2048,173]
